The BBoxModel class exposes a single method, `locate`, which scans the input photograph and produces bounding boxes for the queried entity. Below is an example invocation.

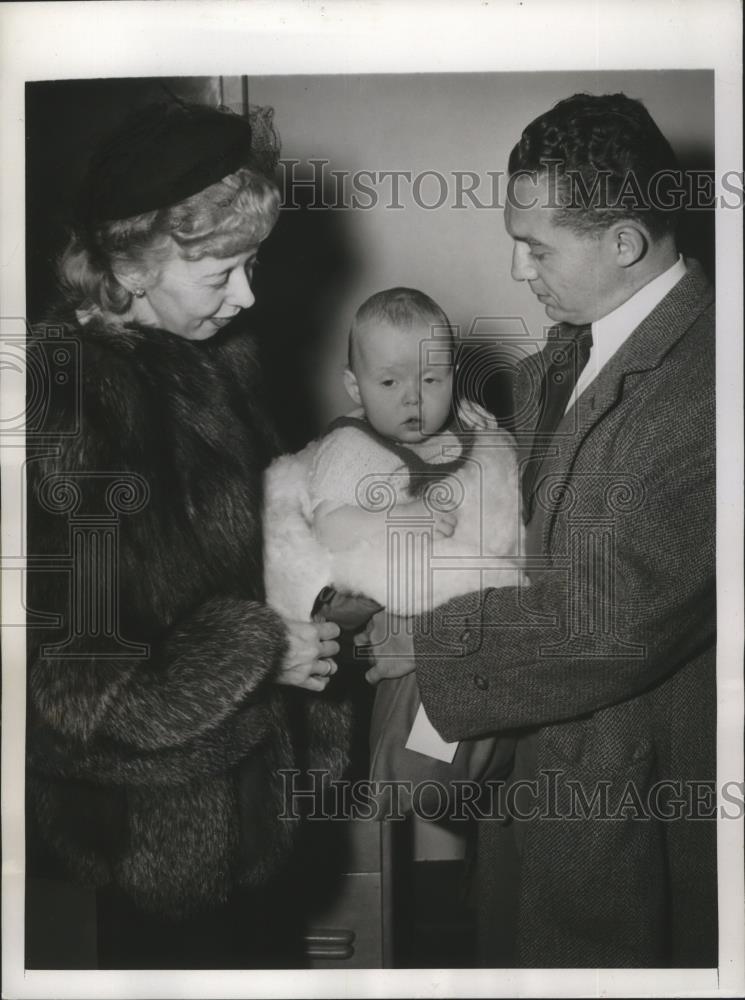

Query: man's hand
[354,609,417,684]
[457,399,500,432]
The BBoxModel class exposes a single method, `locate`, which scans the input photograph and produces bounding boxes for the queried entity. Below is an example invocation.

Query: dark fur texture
[26,316,350,917]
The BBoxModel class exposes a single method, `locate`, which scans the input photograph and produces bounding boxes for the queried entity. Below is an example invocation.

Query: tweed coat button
[460,628,472,644]
[474,673,489,691]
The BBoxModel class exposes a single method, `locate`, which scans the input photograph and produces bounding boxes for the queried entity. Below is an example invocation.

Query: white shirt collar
[566,254,687,413]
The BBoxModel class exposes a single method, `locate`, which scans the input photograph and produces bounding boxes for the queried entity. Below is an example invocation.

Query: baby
[263,287,523,780]
[263,287,525,623]
[311,287,469,556]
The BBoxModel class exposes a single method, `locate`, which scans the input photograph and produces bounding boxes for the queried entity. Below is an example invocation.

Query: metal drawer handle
[304,927,356,961]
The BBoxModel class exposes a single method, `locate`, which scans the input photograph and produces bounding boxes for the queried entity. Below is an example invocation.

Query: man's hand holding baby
[353,608,416,685]
[456,399,501,432]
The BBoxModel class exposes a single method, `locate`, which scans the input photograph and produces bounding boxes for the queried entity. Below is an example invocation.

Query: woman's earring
[133,288,146,298]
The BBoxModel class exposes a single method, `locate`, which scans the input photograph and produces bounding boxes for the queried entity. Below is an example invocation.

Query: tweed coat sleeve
[414,291,715,739]
[26,324,289,757]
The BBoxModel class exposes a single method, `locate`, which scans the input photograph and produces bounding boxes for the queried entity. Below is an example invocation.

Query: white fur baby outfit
[263,414,526,621]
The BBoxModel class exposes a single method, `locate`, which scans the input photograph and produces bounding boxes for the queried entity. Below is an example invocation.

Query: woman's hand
[276,619,341,692]
[457,399,500,432]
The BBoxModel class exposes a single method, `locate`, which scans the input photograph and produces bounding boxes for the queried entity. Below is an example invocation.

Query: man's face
[504,173,617,326]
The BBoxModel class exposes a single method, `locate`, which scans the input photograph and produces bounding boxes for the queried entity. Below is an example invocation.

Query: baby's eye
[381,379,396,387]
[423,376,440,384]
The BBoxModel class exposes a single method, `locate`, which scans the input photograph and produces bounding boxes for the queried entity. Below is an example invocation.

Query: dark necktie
[522,324,593,521]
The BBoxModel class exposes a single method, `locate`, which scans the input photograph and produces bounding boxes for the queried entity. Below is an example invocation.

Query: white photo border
[2,1,742,998]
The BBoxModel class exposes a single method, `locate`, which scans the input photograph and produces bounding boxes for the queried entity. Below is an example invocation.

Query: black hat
[75,101,255,225]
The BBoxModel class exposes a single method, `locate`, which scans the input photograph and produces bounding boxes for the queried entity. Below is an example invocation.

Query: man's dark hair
[507,92,681,239]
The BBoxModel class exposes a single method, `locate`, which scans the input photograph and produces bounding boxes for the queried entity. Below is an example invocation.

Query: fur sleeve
[28,595,288,748]
[27,689,286,786]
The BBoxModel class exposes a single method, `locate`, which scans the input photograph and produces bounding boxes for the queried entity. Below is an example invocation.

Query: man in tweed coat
[365,94,716,967]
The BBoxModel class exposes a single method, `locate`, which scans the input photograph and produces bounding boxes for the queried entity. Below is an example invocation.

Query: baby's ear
[343,368,362,405]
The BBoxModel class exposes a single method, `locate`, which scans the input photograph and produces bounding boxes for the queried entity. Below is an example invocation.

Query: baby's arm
[314,497,456,553]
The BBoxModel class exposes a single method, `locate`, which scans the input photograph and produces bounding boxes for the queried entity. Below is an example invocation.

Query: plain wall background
[248,71,714,430]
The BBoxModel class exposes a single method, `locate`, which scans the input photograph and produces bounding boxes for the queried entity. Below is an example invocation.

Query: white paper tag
[405,702,459,763]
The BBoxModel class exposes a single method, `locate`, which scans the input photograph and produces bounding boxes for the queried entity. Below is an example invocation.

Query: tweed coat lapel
[527,259,713,553]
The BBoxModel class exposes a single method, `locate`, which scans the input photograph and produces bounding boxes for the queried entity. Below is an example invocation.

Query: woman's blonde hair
[59,166,281,314]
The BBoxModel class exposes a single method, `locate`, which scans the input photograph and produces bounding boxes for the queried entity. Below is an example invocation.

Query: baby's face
[346,320,453,444]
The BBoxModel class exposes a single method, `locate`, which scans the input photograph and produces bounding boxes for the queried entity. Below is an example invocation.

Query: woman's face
[132,243,261,340]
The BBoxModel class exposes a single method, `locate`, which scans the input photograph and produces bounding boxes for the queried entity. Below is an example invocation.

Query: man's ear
[343,368,362,405]
[608,221,648,268]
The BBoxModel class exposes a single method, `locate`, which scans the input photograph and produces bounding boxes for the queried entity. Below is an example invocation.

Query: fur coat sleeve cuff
[30,597,288,747]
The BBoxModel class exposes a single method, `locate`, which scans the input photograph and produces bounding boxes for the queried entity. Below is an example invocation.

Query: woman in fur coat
[25,101,348,967]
